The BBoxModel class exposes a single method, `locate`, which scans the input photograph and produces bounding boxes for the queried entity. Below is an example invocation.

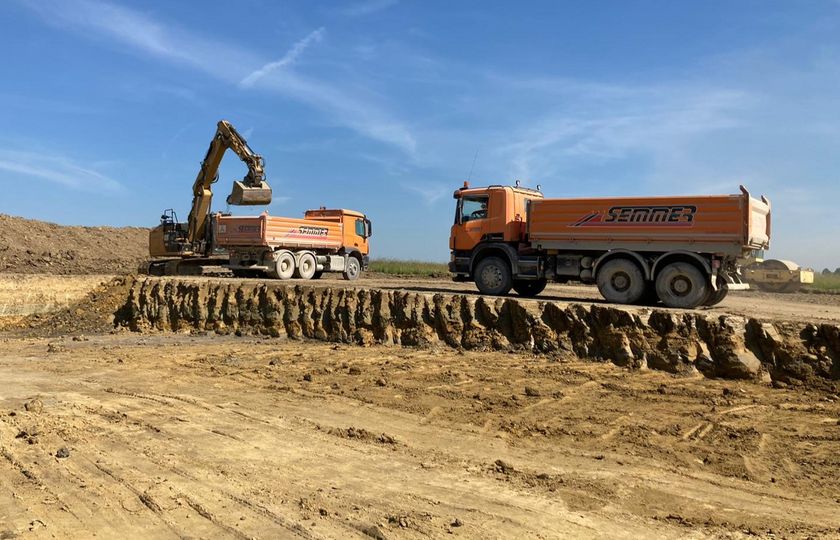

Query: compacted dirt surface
[1,216,839,538]
[1,333,839,539]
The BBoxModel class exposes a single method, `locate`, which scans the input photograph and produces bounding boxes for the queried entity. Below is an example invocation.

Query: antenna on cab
[466,149,479,185]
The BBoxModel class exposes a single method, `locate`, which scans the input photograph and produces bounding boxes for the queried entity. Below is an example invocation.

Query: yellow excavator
[144,120,272,275]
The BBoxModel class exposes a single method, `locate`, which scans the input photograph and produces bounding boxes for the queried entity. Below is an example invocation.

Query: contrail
[240,27,325,87]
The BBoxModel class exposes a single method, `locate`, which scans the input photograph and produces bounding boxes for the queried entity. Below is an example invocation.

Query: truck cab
[449,182,543,276]
[304,208,372,260]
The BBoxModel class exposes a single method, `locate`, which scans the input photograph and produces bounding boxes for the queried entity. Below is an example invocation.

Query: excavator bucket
[227,180,273,206]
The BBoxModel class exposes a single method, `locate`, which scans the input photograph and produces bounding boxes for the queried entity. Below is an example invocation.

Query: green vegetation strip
[810,272,840,292]
[368,259,449,277]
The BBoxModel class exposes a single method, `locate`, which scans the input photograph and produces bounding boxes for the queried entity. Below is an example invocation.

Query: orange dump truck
[449,182,771,308]
[214,208,371,280]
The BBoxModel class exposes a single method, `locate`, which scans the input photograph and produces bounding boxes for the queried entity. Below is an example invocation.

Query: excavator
[144,120,272,275]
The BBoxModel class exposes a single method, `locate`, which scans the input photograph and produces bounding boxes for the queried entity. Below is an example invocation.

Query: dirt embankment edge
[112,277,839,389]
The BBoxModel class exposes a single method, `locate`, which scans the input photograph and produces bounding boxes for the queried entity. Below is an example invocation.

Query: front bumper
[449,253,470,275]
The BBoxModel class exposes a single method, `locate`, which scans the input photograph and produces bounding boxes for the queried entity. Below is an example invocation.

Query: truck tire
[272,251,295,280]
[474,256,513,296]
[704,274,729,306]
[596,258,646,304]
[343,256,361,281]
[294,252,317,279]
[704,285,728,306]
[655,262,709,309]
[513,279,547,298]
[312,271,323,280]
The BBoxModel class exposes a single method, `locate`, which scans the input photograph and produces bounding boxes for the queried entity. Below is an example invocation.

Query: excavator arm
[186,120,272,247]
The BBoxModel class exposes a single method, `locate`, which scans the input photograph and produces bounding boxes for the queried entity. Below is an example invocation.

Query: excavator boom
[186,120,272,246]
[147,120,272,262]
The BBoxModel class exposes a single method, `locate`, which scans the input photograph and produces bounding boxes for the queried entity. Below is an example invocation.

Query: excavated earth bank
[114,277,840,389]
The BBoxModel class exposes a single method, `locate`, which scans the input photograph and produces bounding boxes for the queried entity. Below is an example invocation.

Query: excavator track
[141,258,233,277]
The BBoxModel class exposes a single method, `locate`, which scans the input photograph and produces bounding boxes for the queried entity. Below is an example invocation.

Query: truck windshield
[461,196,488,223]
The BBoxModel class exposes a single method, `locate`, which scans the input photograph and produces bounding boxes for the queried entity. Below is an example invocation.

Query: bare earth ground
[1,334,838,539]
[1,274,839,539]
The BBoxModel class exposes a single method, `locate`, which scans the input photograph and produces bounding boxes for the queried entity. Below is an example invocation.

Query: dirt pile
[0,214,147,275]
[115,276,839,388]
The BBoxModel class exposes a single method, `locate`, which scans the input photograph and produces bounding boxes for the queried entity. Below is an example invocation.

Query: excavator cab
[149,209,189,257]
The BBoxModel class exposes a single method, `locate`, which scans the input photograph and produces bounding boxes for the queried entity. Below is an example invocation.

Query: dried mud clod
[98,277,840,388]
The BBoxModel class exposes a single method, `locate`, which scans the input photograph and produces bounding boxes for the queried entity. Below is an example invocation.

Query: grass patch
[809,273,840,292]
[369,259,449,277]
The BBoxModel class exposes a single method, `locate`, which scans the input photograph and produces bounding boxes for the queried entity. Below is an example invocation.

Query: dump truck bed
[528,190,770,257]
[215,213,344,252]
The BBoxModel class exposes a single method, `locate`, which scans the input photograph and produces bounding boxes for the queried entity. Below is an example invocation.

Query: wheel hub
[611,272,630,292]
[672,276,691,296]
[481,266,502,289]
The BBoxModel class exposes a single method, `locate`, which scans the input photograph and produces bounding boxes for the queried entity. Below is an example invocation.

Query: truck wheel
[474,256,513,296]
[294,253,317,280]
[272,251,295,280]
[596,258,646,304]
[704,274,729,306]
[655,263,709,309]
[704,285,729,306]
[312,271,323,280]
[343,256,361,281]
[513,279,547,298]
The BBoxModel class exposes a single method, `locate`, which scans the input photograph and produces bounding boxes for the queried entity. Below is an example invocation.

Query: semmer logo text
[571,205,697,227]
[287,226,329,237]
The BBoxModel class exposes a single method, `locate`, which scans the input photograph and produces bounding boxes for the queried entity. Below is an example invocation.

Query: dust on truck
[449,182,771,308]
[214,208,372,280]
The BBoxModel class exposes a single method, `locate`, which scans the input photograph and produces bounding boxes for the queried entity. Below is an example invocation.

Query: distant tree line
[821,268,840,275]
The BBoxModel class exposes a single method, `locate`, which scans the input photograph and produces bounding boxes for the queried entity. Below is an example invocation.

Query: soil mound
[15,277,135,335]
[0,214,147,275]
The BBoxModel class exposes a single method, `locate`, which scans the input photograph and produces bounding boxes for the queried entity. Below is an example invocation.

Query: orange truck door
[453,194,490,250]
[350,216,370,255]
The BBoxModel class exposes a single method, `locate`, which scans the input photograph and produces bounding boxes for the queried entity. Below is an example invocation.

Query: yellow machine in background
[741,252,815,293]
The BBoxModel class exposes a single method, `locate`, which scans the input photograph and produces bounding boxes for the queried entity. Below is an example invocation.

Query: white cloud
[0,150,123,192]
[240,27,325,87]
[401,182,449,204]
[252,71,416,153]
[492,82,749,185]
[21,0,249,73]
[20,0,415,153]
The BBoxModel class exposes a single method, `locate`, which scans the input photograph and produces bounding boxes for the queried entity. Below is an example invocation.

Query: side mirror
[365,219,373,238]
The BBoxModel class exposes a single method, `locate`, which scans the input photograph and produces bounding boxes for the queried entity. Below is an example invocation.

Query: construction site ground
[0,271,839,539]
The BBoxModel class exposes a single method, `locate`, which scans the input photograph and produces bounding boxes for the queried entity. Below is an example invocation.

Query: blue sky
[1,0,839,268]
